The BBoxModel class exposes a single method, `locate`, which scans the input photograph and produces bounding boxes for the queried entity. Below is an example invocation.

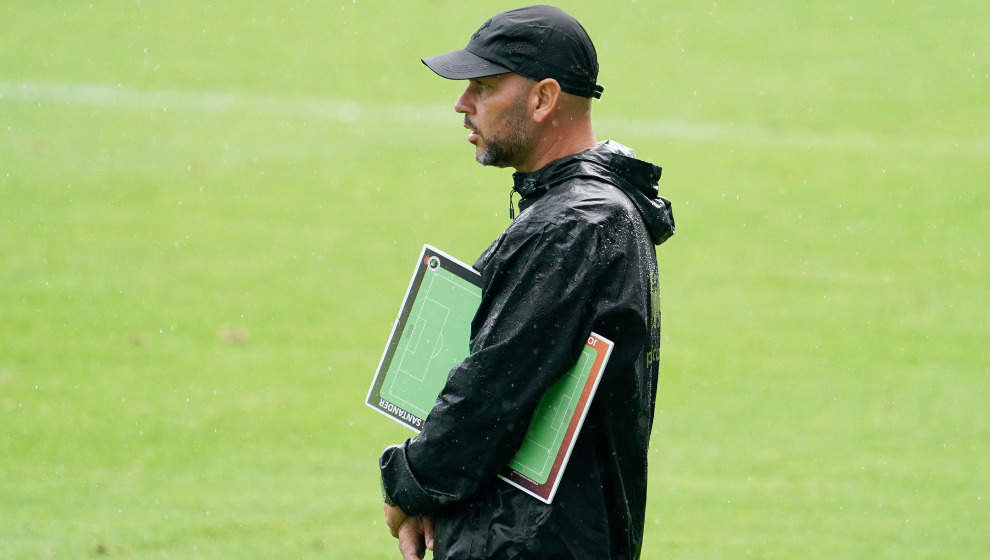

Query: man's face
[454,73,533,168]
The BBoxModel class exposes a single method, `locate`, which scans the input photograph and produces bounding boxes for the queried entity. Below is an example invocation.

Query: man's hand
[383,502,409,538]
[397,516,427,560]
[384,503,435,559]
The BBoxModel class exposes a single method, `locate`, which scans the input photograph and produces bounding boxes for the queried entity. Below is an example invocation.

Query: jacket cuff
[379,441,440,515]
[380,458,397,506]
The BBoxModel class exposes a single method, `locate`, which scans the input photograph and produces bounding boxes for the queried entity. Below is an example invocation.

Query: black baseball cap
[422,5,604,99]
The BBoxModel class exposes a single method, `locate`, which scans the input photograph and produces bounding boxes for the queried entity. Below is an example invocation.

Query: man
[379,5,674,559]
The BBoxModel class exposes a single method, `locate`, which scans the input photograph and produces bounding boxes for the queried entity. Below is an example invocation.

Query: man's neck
[515,127,596,173]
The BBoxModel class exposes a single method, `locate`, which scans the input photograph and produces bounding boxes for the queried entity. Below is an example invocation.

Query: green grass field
[2,1,987,558]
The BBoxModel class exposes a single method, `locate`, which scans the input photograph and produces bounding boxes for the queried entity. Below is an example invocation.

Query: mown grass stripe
[2,79,986,156]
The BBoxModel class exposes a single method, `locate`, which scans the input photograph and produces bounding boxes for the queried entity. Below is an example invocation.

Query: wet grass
[2,1,987,558]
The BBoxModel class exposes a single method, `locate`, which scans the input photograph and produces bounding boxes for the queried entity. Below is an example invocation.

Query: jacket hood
[512,140,675,245]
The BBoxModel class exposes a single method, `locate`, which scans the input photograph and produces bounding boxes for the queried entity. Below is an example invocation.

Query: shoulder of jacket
[503,182,635,246]
[546,177,640,223]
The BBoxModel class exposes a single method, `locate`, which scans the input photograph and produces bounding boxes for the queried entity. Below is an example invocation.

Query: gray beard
[476,105,531,168]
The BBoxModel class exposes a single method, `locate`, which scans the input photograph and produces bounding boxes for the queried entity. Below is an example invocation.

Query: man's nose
[454,88,473,114]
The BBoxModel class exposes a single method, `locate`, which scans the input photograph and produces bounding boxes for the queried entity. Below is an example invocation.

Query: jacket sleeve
[380,218,609,515]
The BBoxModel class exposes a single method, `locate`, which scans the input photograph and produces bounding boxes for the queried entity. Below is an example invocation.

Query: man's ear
[530,78,561,123]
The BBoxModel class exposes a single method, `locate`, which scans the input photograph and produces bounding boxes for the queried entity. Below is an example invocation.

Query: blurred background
[1,1,987,558]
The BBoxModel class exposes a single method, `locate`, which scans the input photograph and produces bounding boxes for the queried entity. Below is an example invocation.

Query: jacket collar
[511,162,557,199]
[511,144,599,212]
[511,140,661,198]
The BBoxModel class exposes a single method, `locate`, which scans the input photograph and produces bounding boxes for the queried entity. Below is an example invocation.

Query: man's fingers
[397,517,426,560]
[384,503,431,556]
[422,516,436,551]
[384,503,408,539]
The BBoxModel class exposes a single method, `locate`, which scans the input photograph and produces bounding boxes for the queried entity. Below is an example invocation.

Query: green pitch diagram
[505,345,594,484]
[382,256,480,419]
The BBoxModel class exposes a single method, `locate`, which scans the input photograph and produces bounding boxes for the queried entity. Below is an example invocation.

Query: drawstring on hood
[510,140,675,245]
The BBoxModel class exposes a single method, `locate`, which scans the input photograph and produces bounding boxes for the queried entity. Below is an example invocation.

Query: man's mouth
[464,119,481,144]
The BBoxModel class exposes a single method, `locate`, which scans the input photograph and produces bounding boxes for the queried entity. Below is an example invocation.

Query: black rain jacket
[380,141,675,559]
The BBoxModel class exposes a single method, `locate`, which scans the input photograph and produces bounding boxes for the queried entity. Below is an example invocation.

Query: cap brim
[421,49,511,80]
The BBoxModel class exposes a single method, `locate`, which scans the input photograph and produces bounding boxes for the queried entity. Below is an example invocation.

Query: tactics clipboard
[367,245,613,503]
